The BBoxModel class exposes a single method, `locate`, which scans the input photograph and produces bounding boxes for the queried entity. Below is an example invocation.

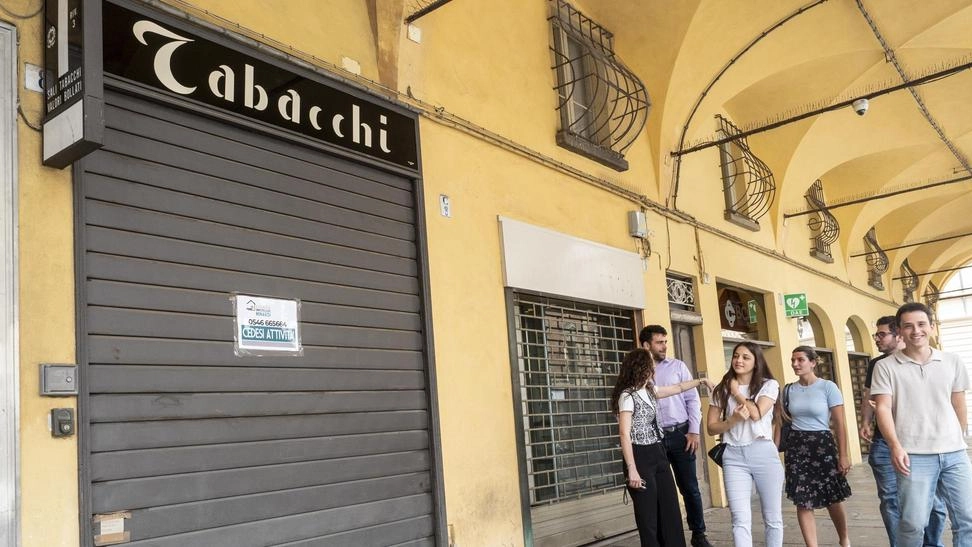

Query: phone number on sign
[247,319,287,327]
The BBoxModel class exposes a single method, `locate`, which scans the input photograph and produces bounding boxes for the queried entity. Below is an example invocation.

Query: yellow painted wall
[180,0,380,80]
[420,120,641,545]
[9,0,79,544]
[8,1,910,545]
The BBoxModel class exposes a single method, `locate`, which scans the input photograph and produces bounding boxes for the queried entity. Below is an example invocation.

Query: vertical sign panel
[42,0,103,168]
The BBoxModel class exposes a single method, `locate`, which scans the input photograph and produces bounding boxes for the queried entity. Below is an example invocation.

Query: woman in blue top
[783,346,852,547]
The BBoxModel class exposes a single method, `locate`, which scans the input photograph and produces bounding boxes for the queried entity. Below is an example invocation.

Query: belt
[661,421,689,434]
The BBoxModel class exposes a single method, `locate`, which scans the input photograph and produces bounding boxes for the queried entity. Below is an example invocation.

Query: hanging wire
[18,105,41,132]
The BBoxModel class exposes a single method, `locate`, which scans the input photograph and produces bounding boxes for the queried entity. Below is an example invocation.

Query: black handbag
[778,383,793,452]
[708,403,728,467]
[707,442,727,467]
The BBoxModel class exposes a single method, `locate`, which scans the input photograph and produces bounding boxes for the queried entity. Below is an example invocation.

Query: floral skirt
[784,429,852,509]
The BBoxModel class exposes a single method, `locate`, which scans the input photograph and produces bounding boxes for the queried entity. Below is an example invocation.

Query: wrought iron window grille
[924,281,940,318]
[805,180,839,263]
[549,0,650,172]
[716,115,776,230]
[901,259,918,303]
[666,274,696,311]
[864,227,888,290]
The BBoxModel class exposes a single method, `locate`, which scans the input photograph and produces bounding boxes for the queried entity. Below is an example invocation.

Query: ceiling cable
[783,173,972,218]
[850,230,972,257]
[672,58,972,157]
[855,0,971,173]
[892,264,970,280]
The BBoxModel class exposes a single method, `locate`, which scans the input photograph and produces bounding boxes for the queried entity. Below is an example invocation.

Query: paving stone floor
[601,459,956,546]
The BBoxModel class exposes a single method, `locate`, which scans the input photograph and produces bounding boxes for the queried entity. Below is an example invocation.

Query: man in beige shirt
[871,302,972,547]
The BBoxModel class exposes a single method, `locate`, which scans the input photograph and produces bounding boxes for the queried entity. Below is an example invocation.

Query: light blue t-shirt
[785,379,842,431]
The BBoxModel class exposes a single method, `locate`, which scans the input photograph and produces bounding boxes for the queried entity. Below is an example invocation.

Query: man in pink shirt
[641,325,712,547]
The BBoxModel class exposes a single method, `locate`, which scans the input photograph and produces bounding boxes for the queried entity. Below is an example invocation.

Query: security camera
[852,98,869,116]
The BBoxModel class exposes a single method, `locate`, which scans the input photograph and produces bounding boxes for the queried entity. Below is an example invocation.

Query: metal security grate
[667,274,696,311]
[848,353,870,454]
[805,179,839,263]
[925,281,940,320]
[716,114,776,223]
[864,227,888,290]
[513,293,635,505]
[901,259,919,303]
[549,0,650,166]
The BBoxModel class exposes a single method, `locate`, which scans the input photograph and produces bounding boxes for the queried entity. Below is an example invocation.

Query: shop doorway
[671,322,711,509]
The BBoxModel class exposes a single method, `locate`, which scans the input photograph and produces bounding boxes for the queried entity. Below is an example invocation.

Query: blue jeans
[723,440,784,547]
[663,425,706,533]
[869,437,947,546]
[897,449,972,547]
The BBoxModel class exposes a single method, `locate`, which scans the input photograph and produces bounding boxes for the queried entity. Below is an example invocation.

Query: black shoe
[691,532,713,547]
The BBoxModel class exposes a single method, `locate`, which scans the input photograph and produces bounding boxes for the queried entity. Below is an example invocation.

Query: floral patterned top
[619,387,663,445]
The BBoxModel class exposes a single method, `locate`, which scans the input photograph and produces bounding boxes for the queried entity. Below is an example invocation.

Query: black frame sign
[102,2,419,170]
[42,0,104,169]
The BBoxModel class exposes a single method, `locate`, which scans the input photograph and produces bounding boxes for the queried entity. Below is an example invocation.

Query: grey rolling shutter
[78,90,434,547]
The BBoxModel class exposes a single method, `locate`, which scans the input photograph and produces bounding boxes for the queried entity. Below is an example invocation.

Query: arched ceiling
[588,0,972,288]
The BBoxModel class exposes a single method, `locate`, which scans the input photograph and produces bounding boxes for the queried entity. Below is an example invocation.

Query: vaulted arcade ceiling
[587,0,972,290]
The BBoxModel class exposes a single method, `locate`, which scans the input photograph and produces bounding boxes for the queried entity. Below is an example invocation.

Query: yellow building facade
[5,0,971,545]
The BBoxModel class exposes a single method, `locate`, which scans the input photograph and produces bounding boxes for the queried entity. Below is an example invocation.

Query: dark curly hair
[611,348,656,415]
[711,341,776,409]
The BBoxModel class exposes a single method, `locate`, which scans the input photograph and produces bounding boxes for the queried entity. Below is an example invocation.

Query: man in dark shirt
[860,315,946,546]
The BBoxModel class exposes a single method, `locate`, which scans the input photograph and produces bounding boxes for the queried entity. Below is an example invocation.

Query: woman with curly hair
[706,341,784,547]
[783,346,852,547]
[612,348,713,547]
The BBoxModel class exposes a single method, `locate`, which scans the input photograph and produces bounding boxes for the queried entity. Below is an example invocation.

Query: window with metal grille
[716,115,776,231]
[814,349,835,382]
[924,281,940,320]
[549,0,649,172]
[667,273,696,312]
[864,227,888,290]
[805,179,839,263]
[512,292,635,505]
[901,259,918,303]
[848,352,870,454]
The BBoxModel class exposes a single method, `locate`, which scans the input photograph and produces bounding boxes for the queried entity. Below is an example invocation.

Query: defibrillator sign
[233,295,302,355]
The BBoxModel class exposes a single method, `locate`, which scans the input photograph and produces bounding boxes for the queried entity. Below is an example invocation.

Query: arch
[799,302,836,349]
[845,315,869,353]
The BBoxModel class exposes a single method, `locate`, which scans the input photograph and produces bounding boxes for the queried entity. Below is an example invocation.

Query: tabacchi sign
[102,2,419,170]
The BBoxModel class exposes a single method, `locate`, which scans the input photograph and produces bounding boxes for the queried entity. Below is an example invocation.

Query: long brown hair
[712,341,776,409]
[611,348,656,415]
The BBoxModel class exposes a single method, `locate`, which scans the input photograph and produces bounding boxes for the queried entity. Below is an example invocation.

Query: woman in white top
[706,341,784,547]
[612,348,714,547]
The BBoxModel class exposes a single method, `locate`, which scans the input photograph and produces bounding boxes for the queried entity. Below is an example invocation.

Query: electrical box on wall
[40,364,78,396]
[627,210,647,238]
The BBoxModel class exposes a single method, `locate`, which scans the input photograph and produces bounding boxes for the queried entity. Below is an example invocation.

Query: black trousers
[626,443,686,547]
